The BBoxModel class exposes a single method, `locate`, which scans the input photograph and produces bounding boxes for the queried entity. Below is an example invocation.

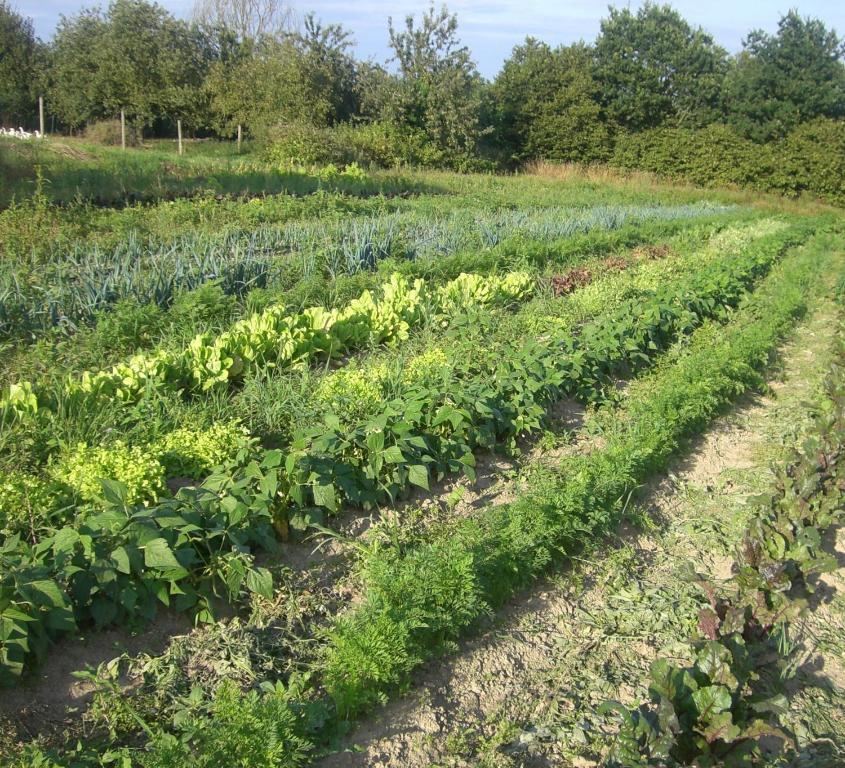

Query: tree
[293,13,358,125]
[49,0,211,131]
[594,3,727,131]
[49,8,109,129]
[493,39,610,163]
[724,10,845,142]
[204,37,331,137]
[387,3,484,164]
[0,2,40,126]
[192,0,294,43]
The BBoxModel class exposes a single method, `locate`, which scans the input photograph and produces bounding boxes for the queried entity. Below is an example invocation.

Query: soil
[317,303,841,767]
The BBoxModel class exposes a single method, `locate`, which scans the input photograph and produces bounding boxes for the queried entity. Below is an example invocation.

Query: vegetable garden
[1,141,844,768]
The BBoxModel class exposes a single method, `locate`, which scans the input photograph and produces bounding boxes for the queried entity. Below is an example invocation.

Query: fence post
[237,123,242,154]
[120,108,126,150]
[177,118,183,156]
[39,96,45,136]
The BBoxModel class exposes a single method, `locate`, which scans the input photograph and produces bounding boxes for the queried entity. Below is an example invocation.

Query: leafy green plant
[50,441,166,507]
[604,316,845,767]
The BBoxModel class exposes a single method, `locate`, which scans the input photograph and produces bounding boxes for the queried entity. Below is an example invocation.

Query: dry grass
[526,159,843,218]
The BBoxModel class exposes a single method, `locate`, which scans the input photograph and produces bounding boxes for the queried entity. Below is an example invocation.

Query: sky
[17,0,845,78]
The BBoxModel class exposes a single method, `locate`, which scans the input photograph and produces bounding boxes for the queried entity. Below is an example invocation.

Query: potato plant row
[0,222,811,685]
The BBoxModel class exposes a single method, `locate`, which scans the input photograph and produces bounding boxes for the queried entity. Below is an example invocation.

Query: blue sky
[18,0,845,78]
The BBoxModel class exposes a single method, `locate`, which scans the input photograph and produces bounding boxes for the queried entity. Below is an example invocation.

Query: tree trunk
[121,109,126,150]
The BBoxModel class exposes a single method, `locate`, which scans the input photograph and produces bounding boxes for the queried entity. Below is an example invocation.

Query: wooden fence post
[177,118,183,156]
[237,123,242,154]
[39,96,45,136]
[121,109,126,150]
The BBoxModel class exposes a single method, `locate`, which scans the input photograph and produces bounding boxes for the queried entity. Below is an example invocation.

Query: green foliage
[265,120,446,169]
[313,363,388,424]
[141,681,313,768]
[724,10,845,142]
[168,281,237,329]
[781,119,845,204]
[385,5,487,169]
[0,270,535,425]
[605,319,845,766]
[594,3,728,130]
[612,120,845,205]
[49,0,208,130]
[0,471,69,539]
[319,225,830,719]
[0,1,41,126]
[154,422,249,478]
[92,298,165,351]
[493,40,611,163]
[50,441,165,506]
[83,119,139,146]
[0,458,278,683]
[0,220,788,687]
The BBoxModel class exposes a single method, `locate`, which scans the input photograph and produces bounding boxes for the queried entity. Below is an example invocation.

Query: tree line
[0,0,843,170]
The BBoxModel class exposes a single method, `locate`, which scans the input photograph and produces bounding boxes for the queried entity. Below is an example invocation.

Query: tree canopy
[0,1,41,126]
[1,0,843,172]
[725,10,845,141]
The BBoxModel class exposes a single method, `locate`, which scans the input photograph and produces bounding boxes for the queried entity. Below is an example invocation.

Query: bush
[610,120,845,205]
[264,120,463,170]
[780,118,845,205]
[611,124,778,188]
[83,119,140,147]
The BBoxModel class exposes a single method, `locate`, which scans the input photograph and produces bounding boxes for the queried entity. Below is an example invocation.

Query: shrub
[610,120,845,205]
[264,122,345,167]
[265,120,458,170]
[83,119,140,147]
[611,124,779,188]
[780,118,845,205]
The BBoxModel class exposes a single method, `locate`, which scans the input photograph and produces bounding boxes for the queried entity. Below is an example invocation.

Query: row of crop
[0,201,732,339]
[31,216,830,768]
[317,226,832,723]
[0,220,745,536]
[0,221,701,536]
[604,319,845,766]
[0,270,534,424]
[1,213,749,418]
[0,222,808,685]
[0,220,784,532]
[0,423,250,540]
